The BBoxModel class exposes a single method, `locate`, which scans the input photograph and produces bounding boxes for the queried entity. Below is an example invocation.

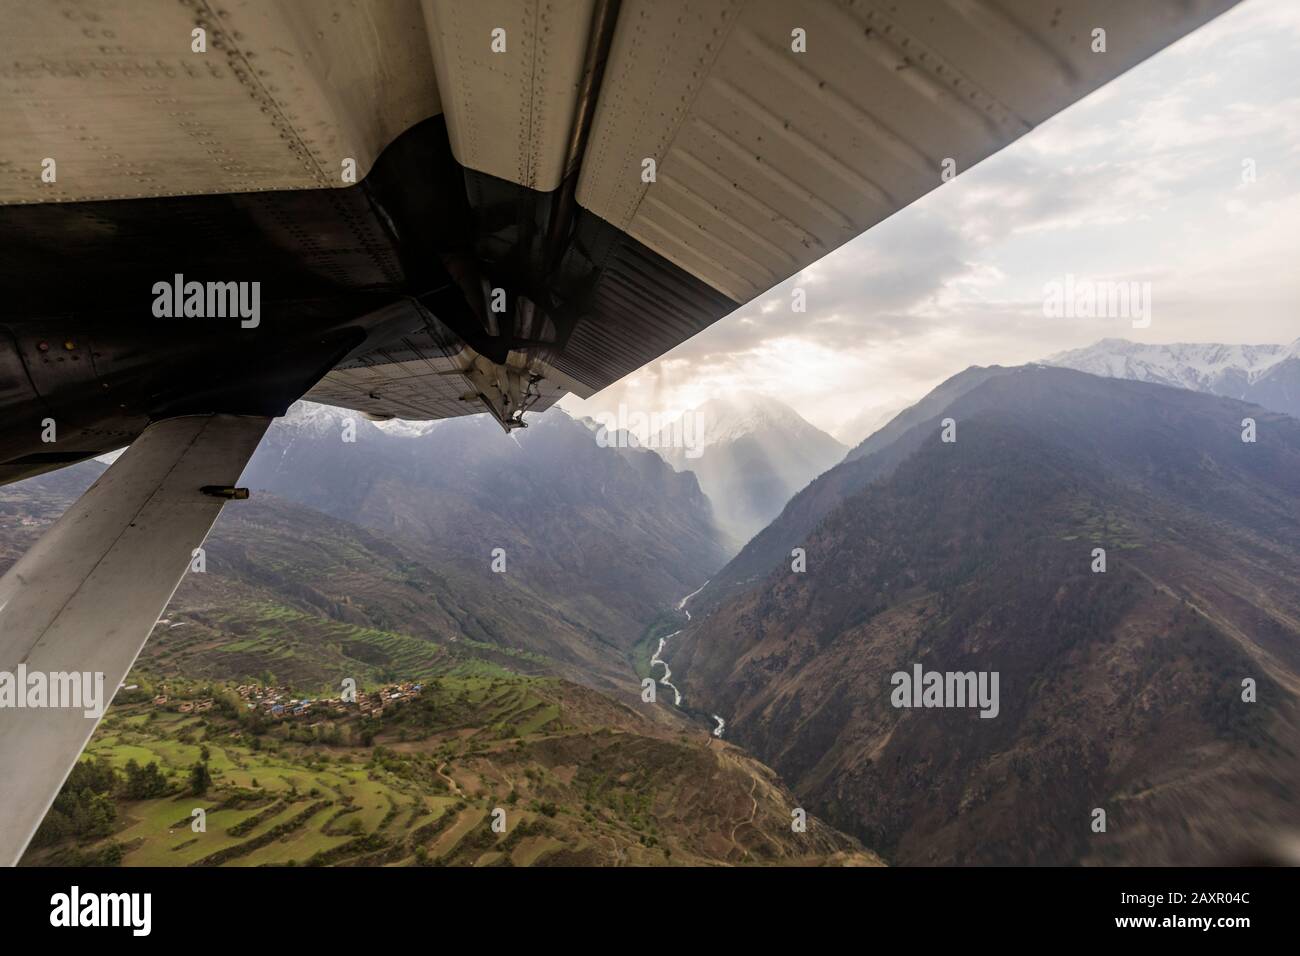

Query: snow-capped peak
[654,391,824,452]
[1044,338,1297,395]
[373,418,443,438]
[278,401,444,438]
[279,400,350,435]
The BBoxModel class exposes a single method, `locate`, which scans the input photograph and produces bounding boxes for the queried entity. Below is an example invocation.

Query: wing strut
[0,414,271,866]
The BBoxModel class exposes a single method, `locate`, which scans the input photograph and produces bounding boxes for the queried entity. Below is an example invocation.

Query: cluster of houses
[231,681,425,720]
[148,681,425,722]
[151,694,214,714]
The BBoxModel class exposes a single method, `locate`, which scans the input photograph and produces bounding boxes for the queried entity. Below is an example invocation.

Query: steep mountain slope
[0,462,630,694]
[833,398,912,448]
[149,495,642,692]
[1046,338,1300,417]
[670,367,1300,865]
[239,403,730,654]
[1,405,732,698]
[651,392,846,547]
[697,366,1016,611]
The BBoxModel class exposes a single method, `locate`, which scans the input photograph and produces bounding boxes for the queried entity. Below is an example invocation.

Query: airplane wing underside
[0,0,1239,865]
[0,0,1237,444]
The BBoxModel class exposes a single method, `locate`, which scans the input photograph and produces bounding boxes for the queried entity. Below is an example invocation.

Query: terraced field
[21,675,880,868]
[142,598,558,694]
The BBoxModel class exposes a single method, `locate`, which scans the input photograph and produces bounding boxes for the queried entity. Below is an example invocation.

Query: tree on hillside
[123,758,169,800]
[189,760,212,796]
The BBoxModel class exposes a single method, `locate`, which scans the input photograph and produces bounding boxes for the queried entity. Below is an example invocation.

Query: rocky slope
[670,367,1300,865]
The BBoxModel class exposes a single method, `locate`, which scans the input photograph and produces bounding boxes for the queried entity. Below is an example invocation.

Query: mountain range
[650,392,847,547]
[1046,338,1300,417]
[2,404,734,702]
[235,403,731,688]
[6,341,1298,867]
[668,365,1300,865]
[1,414,879,867]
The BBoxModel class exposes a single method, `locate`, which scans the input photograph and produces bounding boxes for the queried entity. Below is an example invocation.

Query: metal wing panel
[547,212,741,393]
[576,0,1240,303]
[421,0,596,192]
[305,352,479,422]
[0,0,439,204]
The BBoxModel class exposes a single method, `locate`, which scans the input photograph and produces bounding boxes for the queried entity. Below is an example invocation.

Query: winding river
[649,580,708,707]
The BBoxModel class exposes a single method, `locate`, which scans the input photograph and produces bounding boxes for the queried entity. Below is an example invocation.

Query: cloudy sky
[562,0,1300,441]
